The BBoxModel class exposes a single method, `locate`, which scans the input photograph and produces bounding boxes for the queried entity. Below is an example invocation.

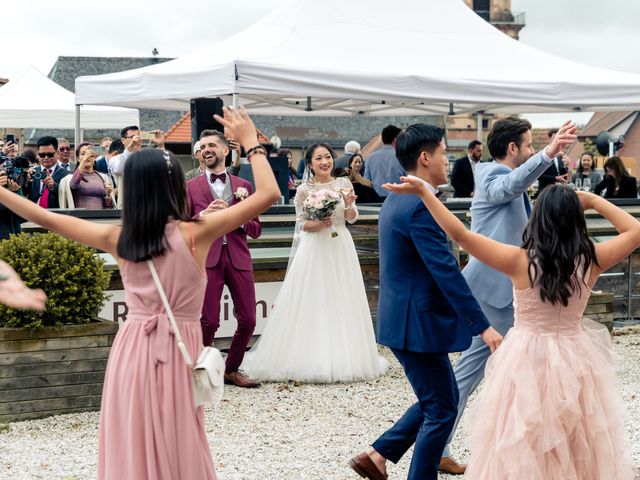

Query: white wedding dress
[241,177,388,383]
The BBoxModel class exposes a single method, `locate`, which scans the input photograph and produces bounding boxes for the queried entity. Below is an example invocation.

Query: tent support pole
[74,105,81,148]
[232,93,238,163]
[477,112,483,141]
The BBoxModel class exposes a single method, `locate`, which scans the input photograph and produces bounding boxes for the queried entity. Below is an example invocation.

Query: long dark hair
[604,156,630,187]
[304,143,336,179]
[522,185,598,306]
[116,149,191,261]
[575,152,595,175]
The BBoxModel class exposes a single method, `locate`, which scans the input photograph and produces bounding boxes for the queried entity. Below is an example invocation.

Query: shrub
[0,232,111,328]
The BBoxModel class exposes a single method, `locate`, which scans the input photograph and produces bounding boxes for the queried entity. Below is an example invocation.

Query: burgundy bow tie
[210,172,226,183]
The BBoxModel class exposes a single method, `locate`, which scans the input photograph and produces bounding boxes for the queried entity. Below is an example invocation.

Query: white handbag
[147,260,225,407]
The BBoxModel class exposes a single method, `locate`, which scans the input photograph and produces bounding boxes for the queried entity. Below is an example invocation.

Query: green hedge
[0,232,111,328]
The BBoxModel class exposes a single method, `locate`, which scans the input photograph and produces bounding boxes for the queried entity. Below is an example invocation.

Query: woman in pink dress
[384,179,638,479]
[0,108,280,480]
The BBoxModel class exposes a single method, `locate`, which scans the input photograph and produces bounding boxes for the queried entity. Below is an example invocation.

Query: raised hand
[0,260,47,310]
[545,121,578,159]
[214,107,259,150]
[382,175,430,196]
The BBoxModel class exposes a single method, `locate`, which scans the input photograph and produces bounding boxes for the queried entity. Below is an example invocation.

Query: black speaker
[190,97,224,147]
[594,131,625,156]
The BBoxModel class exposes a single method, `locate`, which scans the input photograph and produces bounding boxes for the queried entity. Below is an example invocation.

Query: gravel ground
[2,328,639,479]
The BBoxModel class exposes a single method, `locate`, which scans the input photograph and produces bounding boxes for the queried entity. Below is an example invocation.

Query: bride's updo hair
[522,184,598,306]
[304,143,336,178]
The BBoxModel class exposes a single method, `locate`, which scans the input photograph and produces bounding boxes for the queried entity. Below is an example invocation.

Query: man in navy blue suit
[349,124,502,480]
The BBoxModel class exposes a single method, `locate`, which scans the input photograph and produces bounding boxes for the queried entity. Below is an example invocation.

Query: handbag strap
[146,259,194,368]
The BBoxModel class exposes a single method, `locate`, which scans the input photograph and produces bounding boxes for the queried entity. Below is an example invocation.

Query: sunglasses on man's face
[58,147,71,152]
[37,152,56,158]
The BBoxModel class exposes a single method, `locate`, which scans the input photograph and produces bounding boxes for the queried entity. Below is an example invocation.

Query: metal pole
[477,112,483,141]
[232,93,239,163]
[74,105,81,149]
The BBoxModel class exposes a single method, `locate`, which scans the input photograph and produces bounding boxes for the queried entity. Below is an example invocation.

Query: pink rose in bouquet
[303,189,341,237]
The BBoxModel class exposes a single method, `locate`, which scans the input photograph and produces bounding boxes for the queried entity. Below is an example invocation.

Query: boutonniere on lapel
[234,187,249,201]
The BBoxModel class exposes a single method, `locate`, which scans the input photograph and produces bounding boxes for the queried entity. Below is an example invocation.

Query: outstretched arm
[0,260,47,310]
[579,191,640,275]
[0,187,120,253]
[384,176,523,278]
[481,121,576,204]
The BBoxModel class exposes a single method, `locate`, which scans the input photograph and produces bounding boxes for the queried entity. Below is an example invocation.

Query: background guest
[348,153,382,203]
[0,171,25,240]
[571,152,602,191]
[364,125,404,199]
[185,141,205,180]
[594,156,638,198]
[278,148,298,200]
[334,140,362,170]
[58,142,115,209]
[451,140,483,197]
[56,138,73,171]
[536,128,569,195]
[26,136,69,209]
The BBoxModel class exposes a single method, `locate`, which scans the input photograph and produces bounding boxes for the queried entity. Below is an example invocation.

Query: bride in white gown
[241,143,388,383]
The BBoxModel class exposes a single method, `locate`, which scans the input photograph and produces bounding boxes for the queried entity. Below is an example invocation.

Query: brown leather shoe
[438,456,466,475]
[348,452,387,480]
[223,371,261,388]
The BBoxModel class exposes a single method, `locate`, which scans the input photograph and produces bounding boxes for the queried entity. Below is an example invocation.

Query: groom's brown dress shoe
[438,456,466,475]
[348,452,387,480]
[223,371,261,388]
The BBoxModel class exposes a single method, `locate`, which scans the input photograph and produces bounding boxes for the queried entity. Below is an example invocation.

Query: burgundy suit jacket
[187,174,261,271]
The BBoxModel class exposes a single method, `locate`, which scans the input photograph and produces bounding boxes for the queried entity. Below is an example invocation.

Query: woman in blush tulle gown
[0,108,281,480]
[242,143,388,383]
[384,179,638,480]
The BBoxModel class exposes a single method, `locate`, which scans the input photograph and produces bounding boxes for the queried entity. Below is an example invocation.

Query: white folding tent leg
[477,112,483,141]
[232,93,239,163]
[74,105,81,148]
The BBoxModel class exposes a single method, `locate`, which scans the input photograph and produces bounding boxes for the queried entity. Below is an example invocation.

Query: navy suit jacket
[376,193,490,353]
[95,157,109,174]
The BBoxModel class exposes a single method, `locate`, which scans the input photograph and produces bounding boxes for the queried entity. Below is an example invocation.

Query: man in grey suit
[440,117,577,473]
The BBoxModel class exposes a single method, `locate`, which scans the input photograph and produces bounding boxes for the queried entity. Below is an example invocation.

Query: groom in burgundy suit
[187,129,262,388]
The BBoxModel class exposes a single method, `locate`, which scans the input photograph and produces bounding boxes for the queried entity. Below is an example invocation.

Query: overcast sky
[2,0,639,127]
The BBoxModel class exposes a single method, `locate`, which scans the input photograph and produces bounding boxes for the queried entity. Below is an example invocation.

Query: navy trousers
[372,348,458,480]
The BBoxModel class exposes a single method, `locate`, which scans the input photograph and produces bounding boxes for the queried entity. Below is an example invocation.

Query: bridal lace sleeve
[337,177,359,224]
[293,183,311,224]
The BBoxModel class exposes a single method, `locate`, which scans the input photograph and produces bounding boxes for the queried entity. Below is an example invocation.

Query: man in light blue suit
[440,118,577,470]
[349,124,502,480]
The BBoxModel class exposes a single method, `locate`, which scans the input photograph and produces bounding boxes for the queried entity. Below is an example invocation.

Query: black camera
[0,155,30,187]
[31,169,48,181]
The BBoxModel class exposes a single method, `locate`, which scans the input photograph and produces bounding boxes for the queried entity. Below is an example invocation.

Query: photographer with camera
[24,136,70,209]
[1,137,19,159]
[0,167,25,240]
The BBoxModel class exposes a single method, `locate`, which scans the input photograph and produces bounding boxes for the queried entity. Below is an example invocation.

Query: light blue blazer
[462,151,552,309]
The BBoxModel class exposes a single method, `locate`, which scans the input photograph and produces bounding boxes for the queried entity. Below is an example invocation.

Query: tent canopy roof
[75,0,640,115]
[0,66,139,129]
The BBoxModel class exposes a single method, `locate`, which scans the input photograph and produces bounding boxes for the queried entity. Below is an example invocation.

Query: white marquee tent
[75,0,640,117]
[0,66,138,128]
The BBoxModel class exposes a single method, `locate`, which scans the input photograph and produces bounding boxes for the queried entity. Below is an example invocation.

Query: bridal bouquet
[303,189,341,238]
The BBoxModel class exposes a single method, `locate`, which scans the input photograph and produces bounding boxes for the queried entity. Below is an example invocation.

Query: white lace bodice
[293,177,359,227]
